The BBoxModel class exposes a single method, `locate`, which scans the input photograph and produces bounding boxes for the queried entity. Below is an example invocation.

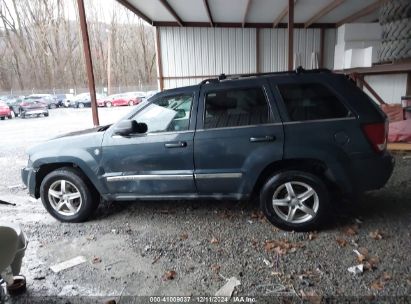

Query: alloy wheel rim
[48,180,82,216]
[272,181,319,224]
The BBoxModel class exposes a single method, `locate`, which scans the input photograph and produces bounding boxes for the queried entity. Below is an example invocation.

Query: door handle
[165,141,187,148]
[249,135,276,143]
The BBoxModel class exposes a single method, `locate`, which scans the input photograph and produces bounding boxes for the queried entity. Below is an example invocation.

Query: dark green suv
[22,69,394,231]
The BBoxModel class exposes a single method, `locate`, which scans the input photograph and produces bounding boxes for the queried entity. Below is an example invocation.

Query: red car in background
[98,92,143,107]
[0,101,13,120]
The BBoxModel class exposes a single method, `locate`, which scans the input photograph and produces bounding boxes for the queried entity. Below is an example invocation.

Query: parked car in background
[26,94,58,109]
[53,94,73,108]
[71,93,105,108]
[99,93,143,107]
[19,97,49,118]
[5,97,24,116]
[0,101,13,120]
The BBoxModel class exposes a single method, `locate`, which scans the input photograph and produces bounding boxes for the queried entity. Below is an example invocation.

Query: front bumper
[21,167,38,198]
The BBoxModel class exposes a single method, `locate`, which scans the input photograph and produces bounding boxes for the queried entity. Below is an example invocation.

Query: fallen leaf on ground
[343,225,359,236]
[210,236,219,244]
[369,230,383,240]
[91,256,102,264]
[210,264,220,273]
[308,232,317,241]
[251,239,258,250]
[382,272,392,281]
[264,239,304,255]
[336,238,348,247]
[162,270,177,281]
[353,249,367,262]
[364,256,379,270]
[180,233,188,240]
[300,289,322,304]
[370,280,384,290]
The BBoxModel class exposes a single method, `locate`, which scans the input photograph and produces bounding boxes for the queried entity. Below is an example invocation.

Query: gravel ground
[0,108,410,302]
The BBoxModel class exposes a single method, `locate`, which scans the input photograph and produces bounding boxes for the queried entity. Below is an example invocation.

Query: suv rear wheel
[260,170,329,231]
[40,167,99,222]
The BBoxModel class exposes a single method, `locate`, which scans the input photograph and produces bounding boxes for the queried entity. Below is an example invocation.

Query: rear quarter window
[278,83,352,121]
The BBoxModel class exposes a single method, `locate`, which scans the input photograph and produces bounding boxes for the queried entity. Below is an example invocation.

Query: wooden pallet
[387,143,411,151]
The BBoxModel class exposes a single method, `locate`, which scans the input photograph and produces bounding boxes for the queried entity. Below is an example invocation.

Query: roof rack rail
[199,78,219,85]
[199,67,331,85]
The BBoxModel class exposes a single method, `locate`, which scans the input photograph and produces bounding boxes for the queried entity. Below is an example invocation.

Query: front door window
[131,94,193,133]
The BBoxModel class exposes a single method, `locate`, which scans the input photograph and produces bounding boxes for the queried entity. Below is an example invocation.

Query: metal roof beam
[273,0,297,28]
[304,0,345,28]
[116,0,153,25]
[158,0,184,27]
[336,0,386,27]
[203,0,214,27]
[242,0,251,28]
[272,6,288,28]
[152,21,336,28]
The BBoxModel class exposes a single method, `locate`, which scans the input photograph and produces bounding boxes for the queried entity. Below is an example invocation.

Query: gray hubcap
[272,181,319,224]
[48,180,82,216]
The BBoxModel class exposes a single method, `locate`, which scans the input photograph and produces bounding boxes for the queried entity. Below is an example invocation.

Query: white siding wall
[159,27,328,89]
[160,27,257,89]
[259,28,321,72]
[364,74,408,104]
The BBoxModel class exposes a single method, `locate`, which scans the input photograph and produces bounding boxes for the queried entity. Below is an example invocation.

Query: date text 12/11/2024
[149,296,256,303]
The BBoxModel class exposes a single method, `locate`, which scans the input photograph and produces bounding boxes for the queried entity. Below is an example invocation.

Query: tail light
[362,122,388,153]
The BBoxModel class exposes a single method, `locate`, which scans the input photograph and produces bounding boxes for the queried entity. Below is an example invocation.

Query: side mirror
[113,120,147,136]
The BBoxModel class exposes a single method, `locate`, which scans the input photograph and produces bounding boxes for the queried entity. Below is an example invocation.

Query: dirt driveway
[0,107,410,302]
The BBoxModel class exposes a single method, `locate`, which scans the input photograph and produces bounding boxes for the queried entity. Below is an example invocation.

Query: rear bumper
[21,167,38,198]
[349,151,394,192]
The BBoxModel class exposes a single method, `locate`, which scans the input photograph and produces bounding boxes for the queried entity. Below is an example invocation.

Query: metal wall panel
[259,28,321,72]
[159,27,257,89]
[159,27,335,89]
[364,74,408,104]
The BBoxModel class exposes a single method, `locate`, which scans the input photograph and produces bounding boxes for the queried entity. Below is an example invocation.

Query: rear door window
[278,83,351,121]
[204,87,270,129]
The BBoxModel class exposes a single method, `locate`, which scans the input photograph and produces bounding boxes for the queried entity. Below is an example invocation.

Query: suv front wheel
[40,167,99,222]
[260,171,329,231]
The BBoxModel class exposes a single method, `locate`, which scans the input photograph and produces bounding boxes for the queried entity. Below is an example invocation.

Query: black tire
[382,18,411,41]
[0,117,4,120]
[106,101,112,108]
[379,0,411,24]
[260,170,329,232]
[378,38,411,62]
[40,167,99,222]
[44,112,49,117]
[78,102,85,108]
